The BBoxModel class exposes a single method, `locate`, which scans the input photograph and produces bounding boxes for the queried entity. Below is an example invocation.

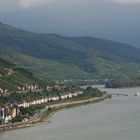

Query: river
[0,86,140,140]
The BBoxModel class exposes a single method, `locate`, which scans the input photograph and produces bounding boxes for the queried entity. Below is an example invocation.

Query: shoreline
[0,94,110,132]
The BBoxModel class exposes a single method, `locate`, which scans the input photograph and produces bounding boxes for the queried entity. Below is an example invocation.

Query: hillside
[0,23,140,80]
[0,57,43,91]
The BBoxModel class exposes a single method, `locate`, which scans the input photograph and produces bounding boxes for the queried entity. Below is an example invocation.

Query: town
[0,83,84,125]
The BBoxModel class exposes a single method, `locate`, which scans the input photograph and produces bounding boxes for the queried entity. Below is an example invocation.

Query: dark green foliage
[0,58,14,68]
[83,87,104,97]
[13,68,33,77]
[11,115,25,123]
[70,37,140,63]
[20,105,45,116]
[105,78,140,88]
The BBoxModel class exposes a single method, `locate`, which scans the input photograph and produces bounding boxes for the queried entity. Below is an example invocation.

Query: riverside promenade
[47,95,109,109]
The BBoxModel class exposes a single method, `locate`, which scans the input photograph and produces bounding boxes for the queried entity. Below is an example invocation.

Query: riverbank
[0,94,110,132]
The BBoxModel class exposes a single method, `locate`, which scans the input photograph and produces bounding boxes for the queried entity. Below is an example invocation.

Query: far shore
[0,94,110,132]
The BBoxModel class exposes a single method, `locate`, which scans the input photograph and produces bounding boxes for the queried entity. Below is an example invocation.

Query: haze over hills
[0,23,140,80]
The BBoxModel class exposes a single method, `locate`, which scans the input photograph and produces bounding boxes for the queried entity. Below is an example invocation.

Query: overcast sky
[0,0,140,47]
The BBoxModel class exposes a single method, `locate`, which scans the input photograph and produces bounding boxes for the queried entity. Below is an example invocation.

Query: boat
[134,92,140,96]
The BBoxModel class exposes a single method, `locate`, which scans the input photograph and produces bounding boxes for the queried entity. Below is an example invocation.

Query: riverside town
[0,83,106,126]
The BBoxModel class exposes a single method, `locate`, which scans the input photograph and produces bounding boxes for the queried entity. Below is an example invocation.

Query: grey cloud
[0,0,140,12]
[0,0,140,47]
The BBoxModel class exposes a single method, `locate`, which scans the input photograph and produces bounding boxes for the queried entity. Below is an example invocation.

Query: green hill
[0,23,140,80]
[0,57,43,91]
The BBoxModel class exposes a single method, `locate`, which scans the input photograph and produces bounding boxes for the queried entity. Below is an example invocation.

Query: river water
[0,86,140,140]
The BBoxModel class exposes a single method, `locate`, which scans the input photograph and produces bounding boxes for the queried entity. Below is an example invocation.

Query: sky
[0,0,140,47]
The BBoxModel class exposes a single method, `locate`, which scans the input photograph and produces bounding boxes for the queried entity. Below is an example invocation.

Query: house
[51,96,60,101]
[9,106,17,118]
[72,92,78,97]
[0,105,20,124]
[68,93,73,98]
[44,98,48,103]
[46,85,54,91]
[60,94,68,100]
[77,91,83,95]
[18,101,30,108]
[0,88,4,93]
[18,84,39,91]
[0,88,8,94]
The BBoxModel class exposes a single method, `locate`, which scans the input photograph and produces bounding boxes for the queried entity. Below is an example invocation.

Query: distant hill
[0,57,43,91]
[0,23,140,80]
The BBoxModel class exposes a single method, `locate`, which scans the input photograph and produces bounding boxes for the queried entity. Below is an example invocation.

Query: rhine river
[0,86,140,140]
